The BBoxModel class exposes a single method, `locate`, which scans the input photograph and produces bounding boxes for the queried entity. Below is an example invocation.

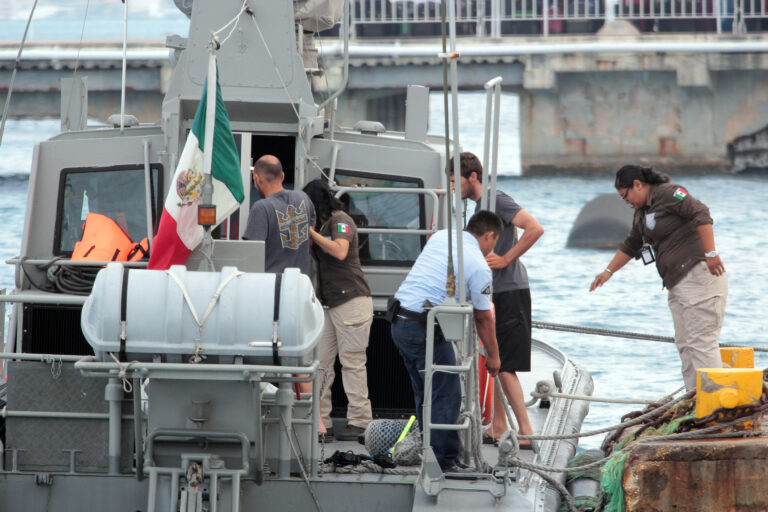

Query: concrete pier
[517,32,768,173]
[623,436,768,511]
[4,32,768,173]
[0,41,169,123]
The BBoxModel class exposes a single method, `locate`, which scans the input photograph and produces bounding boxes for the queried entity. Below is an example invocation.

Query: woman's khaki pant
[317,295,373,429]
[668,261,728,391]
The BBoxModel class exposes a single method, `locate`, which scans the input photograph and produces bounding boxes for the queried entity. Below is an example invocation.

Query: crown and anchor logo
[277,200,309,249]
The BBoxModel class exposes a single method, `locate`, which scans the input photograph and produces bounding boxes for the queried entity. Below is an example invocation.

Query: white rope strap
[109,352,135,393]
[166,269,244,330]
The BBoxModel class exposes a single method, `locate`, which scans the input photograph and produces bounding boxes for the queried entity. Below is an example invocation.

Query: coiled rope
[318,460,420,475]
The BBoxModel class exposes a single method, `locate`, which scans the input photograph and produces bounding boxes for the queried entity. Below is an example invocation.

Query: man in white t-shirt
[390,210,503,473]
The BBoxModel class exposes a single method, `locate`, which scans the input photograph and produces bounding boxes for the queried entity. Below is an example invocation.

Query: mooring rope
[519,389,695,442]
[532,320,768,352]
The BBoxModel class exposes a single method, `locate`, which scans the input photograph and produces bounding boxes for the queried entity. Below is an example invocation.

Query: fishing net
[560,450,605,512]
[600,398,696,512]
[364,418,421,465]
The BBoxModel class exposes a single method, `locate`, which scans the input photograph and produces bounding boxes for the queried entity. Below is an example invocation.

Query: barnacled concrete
[623,436,768,511]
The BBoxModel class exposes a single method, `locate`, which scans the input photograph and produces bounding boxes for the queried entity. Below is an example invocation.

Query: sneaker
[319,427,334,443]
[336,424,366,441]
[442,464,475,475]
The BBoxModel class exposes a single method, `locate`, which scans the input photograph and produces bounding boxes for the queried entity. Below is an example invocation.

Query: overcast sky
[1,0,183,21]
[0,0,188,41]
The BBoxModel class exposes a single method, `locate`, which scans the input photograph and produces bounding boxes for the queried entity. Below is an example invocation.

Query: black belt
[396,307,427,323]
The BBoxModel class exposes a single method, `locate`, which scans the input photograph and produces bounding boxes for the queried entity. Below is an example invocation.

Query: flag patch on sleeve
[673,188,688,200]
[336,223,350,234]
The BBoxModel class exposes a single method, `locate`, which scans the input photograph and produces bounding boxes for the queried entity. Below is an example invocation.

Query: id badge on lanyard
[640,211,656,265]
[641,244,656,265]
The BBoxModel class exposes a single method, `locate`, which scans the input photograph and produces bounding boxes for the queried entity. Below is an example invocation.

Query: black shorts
[493,289,532,373]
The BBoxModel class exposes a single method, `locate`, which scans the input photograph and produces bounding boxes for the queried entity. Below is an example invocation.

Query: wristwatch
[704,250,719,258]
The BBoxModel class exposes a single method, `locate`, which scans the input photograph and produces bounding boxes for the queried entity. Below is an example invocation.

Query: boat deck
[306,339,582,511]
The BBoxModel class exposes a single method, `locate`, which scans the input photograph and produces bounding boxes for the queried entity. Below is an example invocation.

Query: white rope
[248,13,332,183]
[214,0,249,47]
[533,380,687,406]
[108,352,135,393]
[520,389,695,441]
[319,461,420,475]
[213,0,249,42]
[534,390,661,405]
[166,268,243,329]
[458,410,492,473]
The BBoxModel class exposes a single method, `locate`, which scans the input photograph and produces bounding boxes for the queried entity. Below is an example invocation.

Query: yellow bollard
[720,347,754,369]
[696,368,763,422]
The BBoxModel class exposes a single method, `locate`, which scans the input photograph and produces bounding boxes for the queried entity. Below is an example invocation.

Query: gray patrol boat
[0,1,592,510]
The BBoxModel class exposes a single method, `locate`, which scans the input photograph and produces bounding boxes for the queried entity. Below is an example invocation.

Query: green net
[558,450,605,512]
[599,398,696,512]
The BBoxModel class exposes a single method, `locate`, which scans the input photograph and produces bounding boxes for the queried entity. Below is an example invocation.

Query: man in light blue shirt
[390,210,503,473]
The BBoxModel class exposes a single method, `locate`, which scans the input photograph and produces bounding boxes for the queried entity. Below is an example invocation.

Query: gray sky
[0,0,188,41]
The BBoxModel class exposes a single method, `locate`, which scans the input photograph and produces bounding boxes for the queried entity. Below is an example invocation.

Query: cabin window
[54,165,162,256]
[334,171,426,266]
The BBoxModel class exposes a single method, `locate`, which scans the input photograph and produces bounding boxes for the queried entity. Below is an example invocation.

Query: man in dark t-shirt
[452,152,544,448]
[242,155,316,274]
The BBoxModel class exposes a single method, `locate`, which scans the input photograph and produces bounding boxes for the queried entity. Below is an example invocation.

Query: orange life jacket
[126,237,150,262]
[71,213,149,262]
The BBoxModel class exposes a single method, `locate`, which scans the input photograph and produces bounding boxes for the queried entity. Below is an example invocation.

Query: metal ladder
[418,303,507,500]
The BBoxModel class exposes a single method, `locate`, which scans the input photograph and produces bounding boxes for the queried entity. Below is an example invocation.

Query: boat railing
[346,0,755,36]
[5,257,148,269]
[481,76,502,212]
[1,258,148,305]
[72,359,321,486]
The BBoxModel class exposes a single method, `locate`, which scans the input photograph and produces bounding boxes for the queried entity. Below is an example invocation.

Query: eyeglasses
[620,188,630,201]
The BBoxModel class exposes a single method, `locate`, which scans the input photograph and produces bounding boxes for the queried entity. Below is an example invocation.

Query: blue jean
[391,318,461,469]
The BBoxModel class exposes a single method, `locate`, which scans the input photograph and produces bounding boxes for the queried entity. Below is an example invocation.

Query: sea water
[1,94,767,450]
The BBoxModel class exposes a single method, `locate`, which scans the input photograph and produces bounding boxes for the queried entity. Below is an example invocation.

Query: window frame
[53,164,164,257]
[330,168,427,267]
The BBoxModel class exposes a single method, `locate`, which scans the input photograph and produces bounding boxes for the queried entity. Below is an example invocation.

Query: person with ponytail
[303,178,374,442]
[589,165,728,391]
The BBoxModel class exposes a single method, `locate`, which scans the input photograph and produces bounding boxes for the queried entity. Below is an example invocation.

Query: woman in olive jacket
[590,165,728,391]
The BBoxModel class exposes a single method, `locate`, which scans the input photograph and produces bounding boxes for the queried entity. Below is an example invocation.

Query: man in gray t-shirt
[452,151,544,448]
[242,155,316,274]
[484,192,530,293]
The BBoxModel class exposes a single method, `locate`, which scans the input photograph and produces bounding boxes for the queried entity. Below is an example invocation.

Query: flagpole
[200,37,219,271]
[120,0,128,134]
[203,43,217,187]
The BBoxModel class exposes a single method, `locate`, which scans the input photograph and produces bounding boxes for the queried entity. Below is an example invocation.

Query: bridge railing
[347,0,766,36]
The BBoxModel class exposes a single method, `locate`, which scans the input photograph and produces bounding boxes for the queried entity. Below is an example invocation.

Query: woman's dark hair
[614,165,670,189]
[302,178,344,226]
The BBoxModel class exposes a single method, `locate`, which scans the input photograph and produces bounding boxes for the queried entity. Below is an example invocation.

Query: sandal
[482,432,499,446]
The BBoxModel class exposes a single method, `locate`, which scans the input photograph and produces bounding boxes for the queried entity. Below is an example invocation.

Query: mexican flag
[148,69,244,270]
